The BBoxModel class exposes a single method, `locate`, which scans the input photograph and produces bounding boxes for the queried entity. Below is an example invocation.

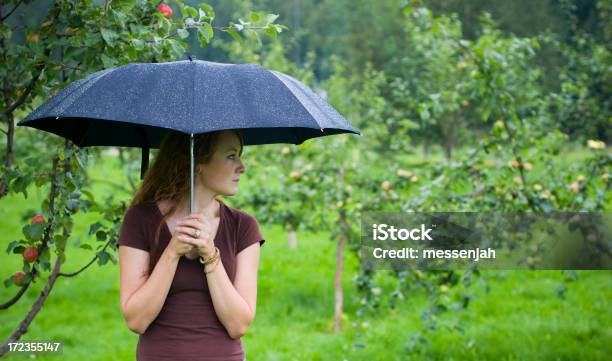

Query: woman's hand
[171,213,216,259]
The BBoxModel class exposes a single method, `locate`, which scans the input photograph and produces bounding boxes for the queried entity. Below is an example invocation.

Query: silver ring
[194,229,201,238]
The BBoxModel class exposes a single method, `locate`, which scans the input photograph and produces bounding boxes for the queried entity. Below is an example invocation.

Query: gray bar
[361,212,612,270]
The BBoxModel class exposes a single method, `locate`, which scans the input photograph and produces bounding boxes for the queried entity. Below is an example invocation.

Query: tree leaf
[88,222,103,236]
[100,53,116,68]
[97,251,109,265]
[204,22,213,41]
[100,28,118,46]
[199,3,214,18]
[198,8,209,21]
[226,29,242,43]
[131,38,145,50]
[266,13,279,24]
[196,28,208,48]
[168,39,185,57]
[177,28,189,39]
[96,230,107,242]
[418,104,430,121]
[23,222,44,242]
[266,26,277,39]
[5,240,19,254]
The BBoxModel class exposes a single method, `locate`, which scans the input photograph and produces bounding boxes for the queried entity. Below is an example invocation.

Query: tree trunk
[334,209,346,333]
[334,168,346,333]
[288,229,298,249]
[4,110,14,169]
[422,141,430,161]
[441,114,457,161]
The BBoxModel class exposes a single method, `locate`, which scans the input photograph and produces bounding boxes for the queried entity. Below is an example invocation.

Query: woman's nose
[237,160,245,173]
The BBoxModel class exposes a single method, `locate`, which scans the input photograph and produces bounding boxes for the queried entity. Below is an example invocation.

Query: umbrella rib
[76,119,96,146]
[267,70,322,130]
[50,68,115,117]
[288,128,301,144]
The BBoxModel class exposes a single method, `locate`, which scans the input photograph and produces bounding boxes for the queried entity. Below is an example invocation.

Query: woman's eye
[228,154,236,159]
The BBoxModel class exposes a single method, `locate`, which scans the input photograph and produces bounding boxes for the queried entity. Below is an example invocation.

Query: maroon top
[117,199,265,361]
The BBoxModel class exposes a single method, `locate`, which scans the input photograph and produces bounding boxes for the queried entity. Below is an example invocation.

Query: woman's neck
[175,194,219,219]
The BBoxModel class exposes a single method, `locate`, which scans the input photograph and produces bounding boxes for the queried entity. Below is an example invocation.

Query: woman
[117,129,265,361]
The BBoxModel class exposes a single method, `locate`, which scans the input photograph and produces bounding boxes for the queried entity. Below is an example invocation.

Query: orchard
[1,0,610,359]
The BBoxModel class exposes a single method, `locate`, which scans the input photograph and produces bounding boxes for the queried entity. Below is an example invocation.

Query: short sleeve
[117,205,150,252]
[236,212,265,254]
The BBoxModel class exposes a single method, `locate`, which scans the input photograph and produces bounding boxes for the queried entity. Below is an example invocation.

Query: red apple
[569,182,580,192]
[158,3,173,18]
[13,271,25,286]
[31,215,45,224]
[23,247,39,263]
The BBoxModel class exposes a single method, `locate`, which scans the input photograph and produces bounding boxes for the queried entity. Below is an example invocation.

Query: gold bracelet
[205,247,220,265]
[199,251,215,265]
[199,246,220,265]
[204,257,220,274]
[204,253,219,266]
[198,247,216,264]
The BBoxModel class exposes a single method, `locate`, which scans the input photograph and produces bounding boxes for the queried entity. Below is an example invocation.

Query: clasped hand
[171,213,216,258]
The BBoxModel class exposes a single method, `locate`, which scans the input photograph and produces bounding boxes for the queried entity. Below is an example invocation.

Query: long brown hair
[128,130,244,276]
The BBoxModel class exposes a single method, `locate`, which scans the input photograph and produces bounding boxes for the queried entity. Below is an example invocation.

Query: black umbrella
[18,57,360,212]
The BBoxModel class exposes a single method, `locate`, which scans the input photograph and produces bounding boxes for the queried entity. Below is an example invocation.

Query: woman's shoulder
[220,200,265,250]
[220,199,258,224]
[123,201,158,219]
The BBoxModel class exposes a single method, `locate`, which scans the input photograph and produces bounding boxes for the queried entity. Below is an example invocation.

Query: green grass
[1,152,610,360]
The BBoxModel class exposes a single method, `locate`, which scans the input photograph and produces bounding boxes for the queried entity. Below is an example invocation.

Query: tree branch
[104,0,112,17]
[0,0,25,22]
[2,2,61,116]
[3,47,52,115]
[143,25,271,44]
[58,238,114,277]
[500,116,542,213]
[0,284,31,310]
[32,61,86,72]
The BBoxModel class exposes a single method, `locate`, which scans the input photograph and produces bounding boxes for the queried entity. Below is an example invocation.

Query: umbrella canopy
[18,58,360,212]
[18,58,359,147]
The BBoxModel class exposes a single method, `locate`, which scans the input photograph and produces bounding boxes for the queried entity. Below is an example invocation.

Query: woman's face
[198,131,245,196]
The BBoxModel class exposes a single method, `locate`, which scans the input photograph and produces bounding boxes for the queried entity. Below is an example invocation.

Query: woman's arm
[120,246,180,334]
[204,242,261,339]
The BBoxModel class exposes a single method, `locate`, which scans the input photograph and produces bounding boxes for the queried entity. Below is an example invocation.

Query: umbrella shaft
[190,133,194,214]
